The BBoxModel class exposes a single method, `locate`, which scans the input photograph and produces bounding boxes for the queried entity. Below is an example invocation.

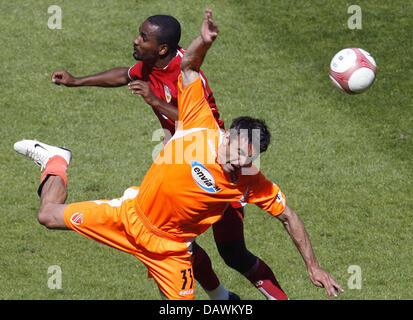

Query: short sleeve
[246,172,286,217]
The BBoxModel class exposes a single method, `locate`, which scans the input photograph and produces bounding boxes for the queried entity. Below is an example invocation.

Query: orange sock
[40,156,69,186]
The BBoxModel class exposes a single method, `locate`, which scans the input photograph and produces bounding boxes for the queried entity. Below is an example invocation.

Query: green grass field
[1,0,412,300]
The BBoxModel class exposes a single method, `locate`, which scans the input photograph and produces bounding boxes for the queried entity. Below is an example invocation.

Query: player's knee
[37,209,53,228]
[37,213,50,228]
[37,204,60,229]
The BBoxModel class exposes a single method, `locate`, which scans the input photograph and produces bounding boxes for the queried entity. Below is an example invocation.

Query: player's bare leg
[14,139,71,230]
[38,175,69,229]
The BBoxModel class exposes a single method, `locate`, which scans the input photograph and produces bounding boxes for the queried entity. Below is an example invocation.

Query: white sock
[205,283,229,300]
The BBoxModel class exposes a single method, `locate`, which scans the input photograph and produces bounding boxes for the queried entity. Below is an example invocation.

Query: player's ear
[158,44,169,56]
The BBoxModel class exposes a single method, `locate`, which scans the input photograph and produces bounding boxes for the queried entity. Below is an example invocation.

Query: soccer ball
[329,48,376,94]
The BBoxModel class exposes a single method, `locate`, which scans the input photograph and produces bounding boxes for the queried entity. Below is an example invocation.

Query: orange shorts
[63,186,195,300]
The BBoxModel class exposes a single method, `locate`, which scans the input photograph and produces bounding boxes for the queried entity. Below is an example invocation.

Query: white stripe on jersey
[127,66,133,81]
[167,127,208,145]
[199,73,207,88]
[93,187,140,207]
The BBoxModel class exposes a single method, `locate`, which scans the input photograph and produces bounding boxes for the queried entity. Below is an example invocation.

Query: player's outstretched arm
[276,205,344,298]
[181,9,218,88]
[51,67,129,87]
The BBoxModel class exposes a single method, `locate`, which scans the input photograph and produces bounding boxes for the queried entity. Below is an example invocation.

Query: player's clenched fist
[51,70,77,86]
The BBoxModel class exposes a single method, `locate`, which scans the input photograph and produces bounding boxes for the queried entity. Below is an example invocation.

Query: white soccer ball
[329,48,377,94]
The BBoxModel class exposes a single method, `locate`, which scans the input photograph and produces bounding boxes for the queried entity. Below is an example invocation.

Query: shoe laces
[25,147,49,170]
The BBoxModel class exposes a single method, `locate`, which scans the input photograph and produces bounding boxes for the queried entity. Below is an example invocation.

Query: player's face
[220,133,258,174]
[133,20,161,62]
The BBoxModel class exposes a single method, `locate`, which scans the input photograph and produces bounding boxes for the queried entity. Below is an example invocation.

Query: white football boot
[13,139,72,170]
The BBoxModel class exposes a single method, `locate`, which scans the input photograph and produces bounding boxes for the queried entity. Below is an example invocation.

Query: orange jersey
[136,75,286,239]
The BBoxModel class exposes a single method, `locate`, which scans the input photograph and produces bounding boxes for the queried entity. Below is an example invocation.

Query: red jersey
[128,47,224,136]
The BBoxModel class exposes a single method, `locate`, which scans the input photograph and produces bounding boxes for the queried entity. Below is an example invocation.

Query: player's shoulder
[170,47,185,67]
[128,61,144,79]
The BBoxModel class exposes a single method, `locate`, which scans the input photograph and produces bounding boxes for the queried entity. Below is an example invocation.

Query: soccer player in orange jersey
[14,9,343,300]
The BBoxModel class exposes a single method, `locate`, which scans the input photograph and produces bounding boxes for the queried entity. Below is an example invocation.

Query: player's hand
[128,80,158,106]
[51,70,77,86]
[201,9,218,44]
[308,266,344,298]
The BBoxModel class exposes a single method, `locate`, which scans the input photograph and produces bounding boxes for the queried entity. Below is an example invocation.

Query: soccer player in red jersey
[51,14,287,300]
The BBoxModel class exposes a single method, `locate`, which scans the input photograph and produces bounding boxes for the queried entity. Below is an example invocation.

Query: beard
[133,47,142,61]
